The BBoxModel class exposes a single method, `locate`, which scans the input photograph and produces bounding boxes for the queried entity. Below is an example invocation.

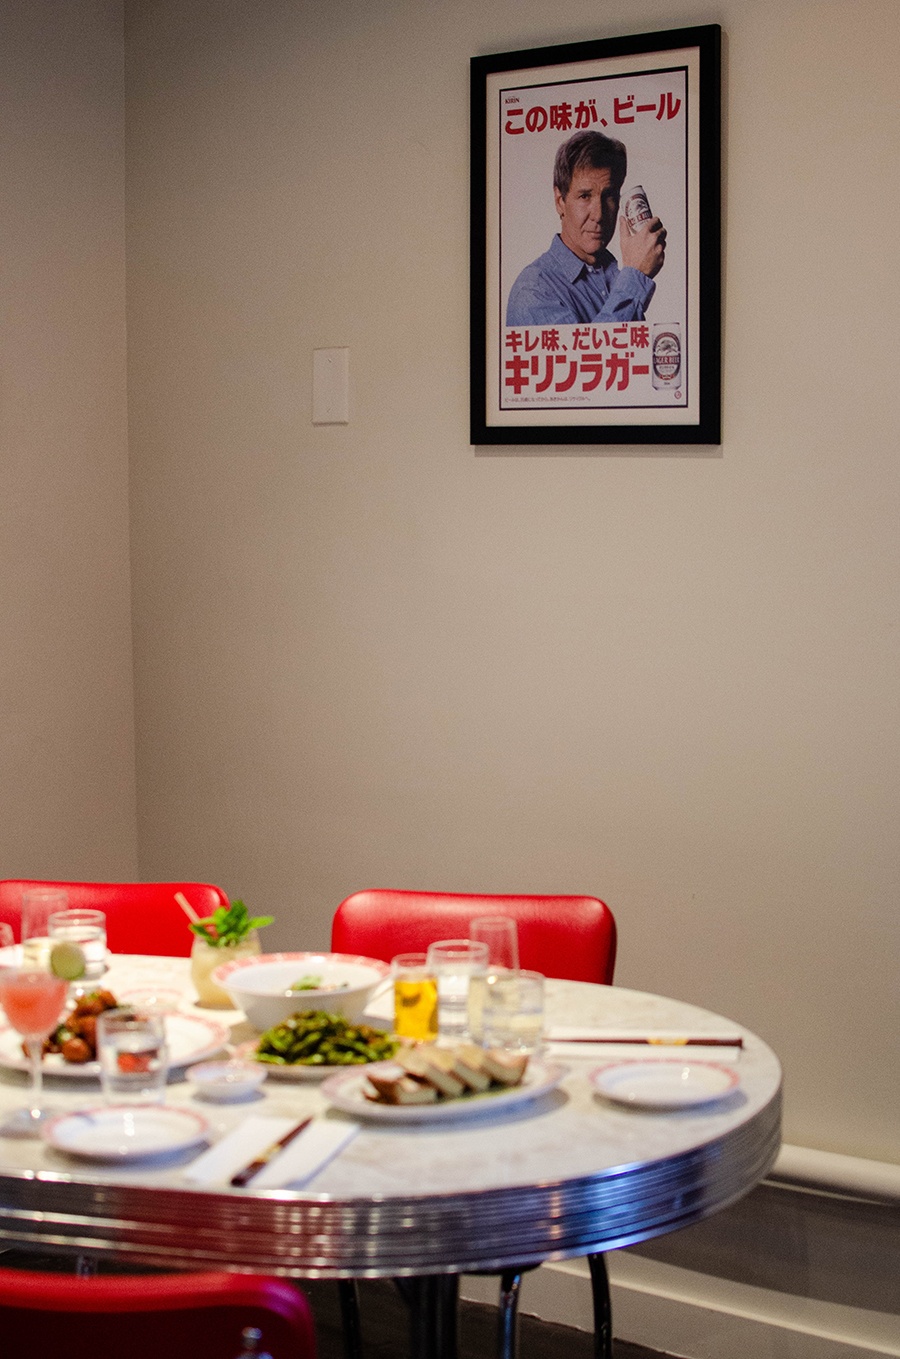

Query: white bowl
[211,951,390,1032]
[188,1059,266,1102]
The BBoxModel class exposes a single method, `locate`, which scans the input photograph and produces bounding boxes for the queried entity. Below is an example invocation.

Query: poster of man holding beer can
[471,26,721,444]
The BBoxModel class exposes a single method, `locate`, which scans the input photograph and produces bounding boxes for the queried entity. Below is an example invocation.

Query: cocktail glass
[0,966,68,1137]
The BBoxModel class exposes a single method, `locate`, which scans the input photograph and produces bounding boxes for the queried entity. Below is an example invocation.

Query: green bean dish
[254,1010,398,1067]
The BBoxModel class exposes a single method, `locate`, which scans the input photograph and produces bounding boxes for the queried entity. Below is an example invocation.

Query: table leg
[337,1279,363,1359]
[588,1253,612,1359]
[394,1274,459,1358]
[497,1269,522,1359]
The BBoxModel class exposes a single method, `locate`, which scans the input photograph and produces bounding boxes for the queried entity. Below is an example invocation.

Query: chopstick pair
[547,1033,744,1049]
[230,1116,313,1187]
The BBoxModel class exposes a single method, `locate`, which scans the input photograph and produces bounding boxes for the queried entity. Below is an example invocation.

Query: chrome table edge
[0,1087,781,1277]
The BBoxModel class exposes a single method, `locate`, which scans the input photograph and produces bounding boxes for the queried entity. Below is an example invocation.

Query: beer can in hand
[623,184,653,231]
[652,322,682,390]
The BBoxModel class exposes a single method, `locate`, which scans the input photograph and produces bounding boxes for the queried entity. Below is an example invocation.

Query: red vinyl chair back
[0,1267,316,1358]
[0,880,229,957]
[332,889,616,984]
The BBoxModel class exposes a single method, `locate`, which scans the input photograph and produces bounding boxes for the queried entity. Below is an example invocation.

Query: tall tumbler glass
[426,939,488,1043]
[469,916,520,974]
[21,888,68,969]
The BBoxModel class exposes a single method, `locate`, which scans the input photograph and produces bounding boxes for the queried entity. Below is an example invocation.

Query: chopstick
[549,1034,744,1048]
[230,1117,314,1188]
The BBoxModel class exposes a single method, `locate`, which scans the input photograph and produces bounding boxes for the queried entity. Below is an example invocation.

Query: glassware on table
[21,888,68,970]
[0,965,69,1137]
[97,1008,169,1104]
[48,908,107,979]
[425,939,489,1042]
[469,916,520,973]
[190,931,261,1008]
[479,969,545,1054]
[391,953,438,1042]
[0,923,14,951]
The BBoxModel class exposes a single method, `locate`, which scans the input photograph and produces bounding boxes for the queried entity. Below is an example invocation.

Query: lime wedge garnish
[50,941,86,981]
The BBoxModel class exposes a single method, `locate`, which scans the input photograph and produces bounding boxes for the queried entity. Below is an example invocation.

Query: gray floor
[303,1278,671,1359]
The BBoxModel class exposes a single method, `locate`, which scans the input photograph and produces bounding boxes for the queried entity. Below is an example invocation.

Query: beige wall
[125,0,900,1168]
[0,1,137,879]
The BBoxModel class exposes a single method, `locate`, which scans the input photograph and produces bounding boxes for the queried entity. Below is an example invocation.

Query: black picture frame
[470,24,721,447]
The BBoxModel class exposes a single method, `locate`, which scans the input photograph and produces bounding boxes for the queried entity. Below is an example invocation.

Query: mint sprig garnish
[189,899,273,948]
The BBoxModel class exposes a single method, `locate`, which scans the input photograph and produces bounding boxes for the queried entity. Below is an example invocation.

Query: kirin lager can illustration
[623,184,653,231]
[652,322,682,390]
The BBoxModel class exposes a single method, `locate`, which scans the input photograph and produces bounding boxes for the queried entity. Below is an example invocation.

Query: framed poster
[470,24,721,446]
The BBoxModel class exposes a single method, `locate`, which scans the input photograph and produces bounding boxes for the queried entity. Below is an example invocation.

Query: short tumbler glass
[391,953,438,1042]
[48,908,107,979]
[480,969,545,1054]
[97,1008,168,1104]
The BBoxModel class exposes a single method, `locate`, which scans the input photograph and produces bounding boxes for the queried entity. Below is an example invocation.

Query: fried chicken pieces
[41,988,118,1063]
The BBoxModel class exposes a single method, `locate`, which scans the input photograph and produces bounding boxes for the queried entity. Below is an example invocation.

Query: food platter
[0,1013,228,1081]
[321,1057,567,1123]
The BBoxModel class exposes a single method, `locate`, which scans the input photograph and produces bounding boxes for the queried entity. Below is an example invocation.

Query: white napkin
[183,1115,360,1189]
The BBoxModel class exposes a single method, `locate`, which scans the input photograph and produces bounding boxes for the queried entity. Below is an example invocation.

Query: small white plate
[188,1059,266,1102]
[590,1060,739,1109]
[43,1105,210,1161]
[322,1058,567,1123]
[0,1012,228,1080]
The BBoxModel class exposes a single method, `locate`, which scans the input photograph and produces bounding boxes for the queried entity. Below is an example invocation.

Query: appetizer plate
[322,1057,567,1124]
[590,1060,740,1109]
[43,1105,210,1162]
[0,1013,229,1081]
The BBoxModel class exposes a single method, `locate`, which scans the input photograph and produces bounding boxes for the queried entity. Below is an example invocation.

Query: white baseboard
[459,1253,900,1358]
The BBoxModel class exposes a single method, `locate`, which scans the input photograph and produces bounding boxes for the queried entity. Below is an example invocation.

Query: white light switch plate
[312,348,350,424]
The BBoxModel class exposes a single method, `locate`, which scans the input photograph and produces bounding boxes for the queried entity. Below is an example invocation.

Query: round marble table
[0,955,781,1284]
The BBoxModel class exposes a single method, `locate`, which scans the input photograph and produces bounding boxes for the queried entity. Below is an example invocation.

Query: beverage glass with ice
[480,970,545,1054]
[97,1008,168,1104]
[48,908,107,979]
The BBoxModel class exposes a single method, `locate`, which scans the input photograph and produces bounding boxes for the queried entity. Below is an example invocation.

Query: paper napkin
[184,1115,359,1189]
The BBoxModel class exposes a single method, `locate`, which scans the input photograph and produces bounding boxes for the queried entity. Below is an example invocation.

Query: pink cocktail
[0,967,68,1137]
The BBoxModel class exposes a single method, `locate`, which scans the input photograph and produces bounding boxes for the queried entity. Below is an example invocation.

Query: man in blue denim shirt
[506,130,666,327]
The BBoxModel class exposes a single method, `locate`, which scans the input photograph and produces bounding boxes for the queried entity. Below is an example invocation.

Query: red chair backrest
[0,1267,316,1358]
[0,880,229,957]
[332,889,616,984]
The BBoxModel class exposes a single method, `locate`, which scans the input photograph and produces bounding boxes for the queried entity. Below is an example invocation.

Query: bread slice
[366,1073,438,1105]
[481,1049,529,1087]
[448,1043,492,1092]
[397,1046,466,1098]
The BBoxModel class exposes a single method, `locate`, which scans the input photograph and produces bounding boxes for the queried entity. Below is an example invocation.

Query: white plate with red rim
[43,1105,210,1161]
[590,1060,740,1109]
[322,1057,568,1123]
[0,1012,229,1080]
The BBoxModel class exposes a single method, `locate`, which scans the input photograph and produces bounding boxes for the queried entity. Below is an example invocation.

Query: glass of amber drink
[391,953,438,1042]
